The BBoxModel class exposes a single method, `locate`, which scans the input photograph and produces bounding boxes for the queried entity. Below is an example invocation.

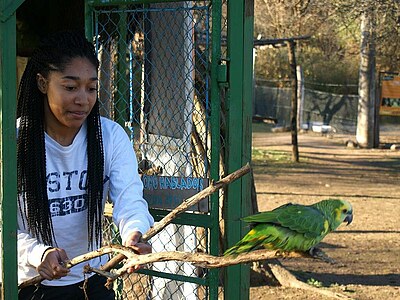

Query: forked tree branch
[101,162,251,271]
[19,245,311,289]
[19,163,251,289]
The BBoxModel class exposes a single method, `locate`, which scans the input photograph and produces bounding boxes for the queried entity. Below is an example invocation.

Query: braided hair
[17,31,104,249]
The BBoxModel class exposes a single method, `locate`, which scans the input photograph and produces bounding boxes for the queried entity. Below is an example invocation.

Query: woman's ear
[36,74,48,94]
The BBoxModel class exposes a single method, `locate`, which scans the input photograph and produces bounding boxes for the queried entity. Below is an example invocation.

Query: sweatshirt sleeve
[107,124,154,244]
[17,212,52,268]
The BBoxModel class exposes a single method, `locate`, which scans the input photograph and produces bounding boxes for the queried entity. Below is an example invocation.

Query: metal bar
[115,9,130,131]
[84,0,94,39]
[223,0,253,299]
[88,0,195,7]
[150,209,212,227]
[253,35,311,46]
[242,0,254,256]
[209,0,222,298]
[136,268,208,285]
[0,0,24,22]
[93,5,209,14]
[0,4,18,298]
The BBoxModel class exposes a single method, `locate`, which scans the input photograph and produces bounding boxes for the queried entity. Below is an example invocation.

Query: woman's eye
[65,86,76,91]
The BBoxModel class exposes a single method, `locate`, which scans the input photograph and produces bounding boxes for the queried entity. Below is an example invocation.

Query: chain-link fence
[254,83,359,134]
[89,1,220,299]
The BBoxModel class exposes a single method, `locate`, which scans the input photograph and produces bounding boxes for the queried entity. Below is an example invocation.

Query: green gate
[86,0,254,299]
[86,1,221,299]
[0,0,253,299]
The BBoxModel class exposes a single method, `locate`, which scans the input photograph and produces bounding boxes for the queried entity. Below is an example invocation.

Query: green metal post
[224,0,254,299]
[0,1,18,298]
[243,0,254,165]
[209,0,222,298]
[84,1,94,39]
[116,10,130,131]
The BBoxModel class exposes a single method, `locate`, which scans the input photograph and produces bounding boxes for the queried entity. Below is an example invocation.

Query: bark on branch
[268,261,354,299]
[101,163,251,272]
[19,163,251,289]
[18,245,309,289]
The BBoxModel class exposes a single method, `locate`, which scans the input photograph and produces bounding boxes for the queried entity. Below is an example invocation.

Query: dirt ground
[249,124,400,300]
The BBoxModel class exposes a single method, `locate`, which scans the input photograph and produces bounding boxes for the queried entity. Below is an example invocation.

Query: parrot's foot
[273,250,311,259]
[274,250,298,258]
[309,247,337,264]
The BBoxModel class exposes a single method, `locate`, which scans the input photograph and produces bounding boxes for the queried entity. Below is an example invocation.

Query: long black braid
[17,31,104,249]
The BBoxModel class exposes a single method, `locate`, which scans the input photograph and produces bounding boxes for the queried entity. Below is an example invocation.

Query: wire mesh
[254,83,359,133]
[92,2,216,299]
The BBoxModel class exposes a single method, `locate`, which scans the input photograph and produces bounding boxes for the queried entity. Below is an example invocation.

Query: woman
[17,31,154,299]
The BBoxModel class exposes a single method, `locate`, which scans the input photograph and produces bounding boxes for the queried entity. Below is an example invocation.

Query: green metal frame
[86,0,254,299]
[223,0,254,299]
[0,0,20,299]
[115,9,130,131]
[0,0,253,299]
[209,0,222,298]
[85,1,224,297]
[88,0,183,5]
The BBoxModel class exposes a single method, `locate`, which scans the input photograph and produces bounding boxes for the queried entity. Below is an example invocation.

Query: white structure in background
[297,65,305,130]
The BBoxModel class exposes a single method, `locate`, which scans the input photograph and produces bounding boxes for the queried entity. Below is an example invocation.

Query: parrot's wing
[242,203,293,223]
[242,203,328,239]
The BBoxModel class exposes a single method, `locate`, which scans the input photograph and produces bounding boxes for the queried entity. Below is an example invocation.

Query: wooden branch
[19,244,342,291]
[19,164,251,289]
[18,245,137,289]
[254,35,311,47]
[83,264,117,280]
[95,249,312,289]
[268,261,354,299]
[19,243,340,292]
[18,245,311,289]
[100,163,251,272]
[145,163,250,241]
[122,248,305,268]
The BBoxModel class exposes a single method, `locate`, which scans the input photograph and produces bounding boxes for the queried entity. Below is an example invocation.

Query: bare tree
[356,6,377,147]
[255,0,400,148]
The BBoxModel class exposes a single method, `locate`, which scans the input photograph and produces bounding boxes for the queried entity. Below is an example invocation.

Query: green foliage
[254,48,291,84]
[254,0,400,92]
[254,43,359,93]
[307,278,324,288]
[300,46,359,94]
[251,148,291,163]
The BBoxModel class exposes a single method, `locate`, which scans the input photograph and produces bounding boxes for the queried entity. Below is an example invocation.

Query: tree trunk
[286,41,299,162]
[356,8,377,148]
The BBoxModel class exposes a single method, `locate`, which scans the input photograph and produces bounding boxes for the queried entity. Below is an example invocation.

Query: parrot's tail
[223,245,240,257]
[223,241,260,256]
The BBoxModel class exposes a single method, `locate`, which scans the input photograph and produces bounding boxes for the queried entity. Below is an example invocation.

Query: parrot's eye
[342,209,348,213]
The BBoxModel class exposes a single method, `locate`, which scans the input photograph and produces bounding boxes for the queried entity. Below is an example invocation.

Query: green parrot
[223,199,353,256]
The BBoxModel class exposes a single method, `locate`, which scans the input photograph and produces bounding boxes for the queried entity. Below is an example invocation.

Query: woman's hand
[124,231,152,273]
[37,248,70,280]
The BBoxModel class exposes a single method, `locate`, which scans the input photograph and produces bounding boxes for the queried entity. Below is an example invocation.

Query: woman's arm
[106,122,154,245]
[18,208,69,280]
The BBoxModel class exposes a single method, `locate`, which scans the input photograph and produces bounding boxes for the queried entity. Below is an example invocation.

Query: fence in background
[254,81,359,134]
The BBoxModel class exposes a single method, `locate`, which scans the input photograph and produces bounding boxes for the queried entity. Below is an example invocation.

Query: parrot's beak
[344,214,353,225]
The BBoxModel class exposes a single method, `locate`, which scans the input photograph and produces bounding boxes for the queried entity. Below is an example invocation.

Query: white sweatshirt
[17,117,154,286]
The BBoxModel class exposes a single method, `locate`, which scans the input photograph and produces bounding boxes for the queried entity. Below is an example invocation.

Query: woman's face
[39,57,98,142]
